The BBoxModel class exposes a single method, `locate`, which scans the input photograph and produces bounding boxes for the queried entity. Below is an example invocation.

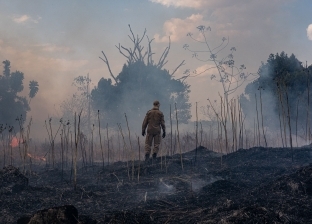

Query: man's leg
[145,133,153,161]
[152,133,161,159]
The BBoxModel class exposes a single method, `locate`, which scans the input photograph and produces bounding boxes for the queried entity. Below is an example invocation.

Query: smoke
[0,1,310,145]
[159,178,176,194]
[191,176,223,192]
[157,176,222,195]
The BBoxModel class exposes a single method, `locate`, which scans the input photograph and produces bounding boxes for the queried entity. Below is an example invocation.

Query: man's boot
[145,154,150,162]
[152,153,157,160]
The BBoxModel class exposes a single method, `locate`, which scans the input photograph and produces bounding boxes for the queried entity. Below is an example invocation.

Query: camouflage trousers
[145,133,161,154]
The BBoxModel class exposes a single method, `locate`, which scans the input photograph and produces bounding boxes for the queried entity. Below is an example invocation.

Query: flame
[27,153,46,161]
[10,137,19,148]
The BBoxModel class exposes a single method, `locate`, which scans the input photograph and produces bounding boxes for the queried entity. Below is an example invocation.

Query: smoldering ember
[1,2,312,223]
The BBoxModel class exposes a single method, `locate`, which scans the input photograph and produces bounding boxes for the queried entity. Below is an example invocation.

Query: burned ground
[1,146,312,223]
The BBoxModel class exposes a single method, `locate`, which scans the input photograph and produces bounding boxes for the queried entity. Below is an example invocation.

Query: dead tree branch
[99,51,118,84]
[171,60,185,77]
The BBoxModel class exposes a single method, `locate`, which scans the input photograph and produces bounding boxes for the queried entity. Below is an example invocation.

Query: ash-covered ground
[1,146,312,223]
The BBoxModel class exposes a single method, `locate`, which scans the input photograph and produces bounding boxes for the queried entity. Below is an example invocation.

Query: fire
[27,153,46,162]
[10,137,19,148]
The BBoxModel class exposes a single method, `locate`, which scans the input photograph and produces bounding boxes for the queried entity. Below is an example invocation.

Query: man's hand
[162,131,166,138]
[142,130,146,137]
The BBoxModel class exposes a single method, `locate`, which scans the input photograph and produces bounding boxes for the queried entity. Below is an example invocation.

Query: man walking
[142,100,166,161]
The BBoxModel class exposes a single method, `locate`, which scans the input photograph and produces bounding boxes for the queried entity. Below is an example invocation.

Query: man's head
[153,100,160,107]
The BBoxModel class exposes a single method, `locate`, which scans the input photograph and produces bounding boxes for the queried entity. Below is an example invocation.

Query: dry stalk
[106,123,110,166]
[124,113,134,181]
[195,102,198,163]
[61,129,64,180]
[296,98,299,147]
[91,124,94,166]
[175,103,183,170]
[279,82,288,147]
[170,104,173,156]
[306,63,310,143]
[97,110,104,169]
[23,118,32,173]
[137,136,140,183]
[45,117,62,168]
[74,110,82,190]
[259,87,268,147]
[208,97,228,153]
[117,123,130,180]
[255,93,261,146]
[284,82,293,161]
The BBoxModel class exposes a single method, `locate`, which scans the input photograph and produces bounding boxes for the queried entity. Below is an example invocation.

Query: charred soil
[1,146,312,223]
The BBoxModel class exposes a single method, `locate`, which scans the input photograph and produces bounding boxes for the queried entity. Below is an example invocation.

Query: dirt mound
[0,165,28,194]
[259,164,312,196]
[224,205,284,224]
[201,179,241,195]
[17,205,96,224]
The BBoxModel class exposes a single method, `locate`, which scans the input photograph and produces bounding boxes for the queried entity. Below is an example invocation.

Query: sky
[0,0,312,138]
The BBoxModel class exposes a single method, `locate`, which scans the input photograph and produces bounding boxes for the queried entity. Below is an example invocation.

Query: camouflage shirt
[142,106,166,134]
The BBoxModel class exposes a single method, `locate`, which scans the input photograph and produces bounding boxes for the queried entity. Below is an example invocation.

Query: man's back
[142,100,166,160]
[142,106,165,135]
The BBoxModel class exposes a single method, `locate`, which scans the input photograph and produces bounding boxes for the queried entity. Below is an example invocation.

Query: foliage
[91,61,191,126]
[241,52,312,130]
[93,26,191,127]
[0,60,39,128]
[60,75,92,133]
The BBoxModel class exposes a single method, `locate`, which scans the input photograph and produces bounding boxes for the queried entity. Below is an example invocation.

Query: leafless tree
[99,24,185,84]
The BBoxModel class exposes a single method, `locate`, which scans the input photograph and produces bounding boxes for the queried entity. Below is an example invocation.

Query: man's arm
[160,112,166,132]
[142,112,149,136]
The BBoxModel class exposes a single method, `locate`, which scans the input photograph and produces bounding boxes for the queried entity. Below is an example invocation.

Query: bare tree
[184,25,258,153]
[182,25,257,99]
[99,24,185,84]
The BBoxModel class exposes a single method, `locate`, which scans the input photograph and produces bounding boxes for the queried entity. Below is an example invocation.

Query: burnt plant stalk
[255,93,261,146]
[106,123,110,166]
[117,123,130,180]
[296,98,299,147]
[124,113,134,180]
[259,88,268,147]
[74,111,82,190]
[170,104,173,156]
[306,64,310,143]
[277,87,285,147]
[137,136,140,183]
[91,124,94,166]
[97,110,104,169]
[195,102,198,163]
[279,84,288,148]
[175,103,183,170]
[61,129,64,180]
[284,83,293,161]
[1,128,6,167]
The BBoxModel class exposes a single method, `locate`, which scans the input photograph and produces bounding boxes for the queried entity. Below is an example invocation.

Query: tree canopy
[91,60,191,127]
[92,26,191,129]
[241,52,312,131]
[0,60,39,129]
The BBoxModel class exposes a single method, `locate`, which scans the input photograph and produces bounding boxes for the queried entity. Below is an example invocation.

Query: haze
[0,0,311,138]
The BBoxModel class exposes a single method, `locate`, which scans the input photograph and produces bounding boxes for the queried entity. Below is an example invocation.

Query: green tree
[241,52,311,132]
[0,60,39,128]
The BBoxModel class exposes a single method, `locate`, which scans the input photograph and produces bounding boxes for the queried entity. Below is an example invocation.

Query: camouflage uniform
[142,101,166,157]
